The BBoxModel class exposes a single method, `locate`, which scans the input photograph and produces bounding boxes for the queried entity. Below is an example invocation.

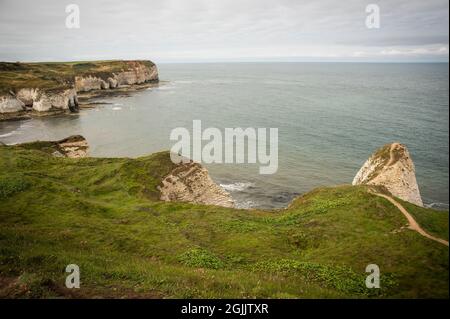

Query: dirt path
[370,191,449,247]
[372,142,448,246]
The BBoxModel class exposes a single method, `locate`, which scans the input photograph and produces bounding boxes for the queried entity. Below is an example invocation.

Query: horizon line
[1,59,449,64]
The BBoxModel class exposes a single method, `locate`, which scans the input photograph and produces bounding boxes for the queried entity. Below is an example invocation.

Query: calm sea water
[1,63,448,209]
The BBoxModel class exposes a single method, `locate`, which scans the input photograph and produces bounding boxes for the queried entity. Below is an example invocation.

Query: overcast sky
[0,0,448,63]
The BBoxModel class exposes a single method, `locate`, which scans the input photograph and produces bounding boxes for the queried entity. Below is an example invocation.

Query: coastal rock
[55,135,89,158]
[16,135,89,158]
[75,61,159,92]
[107,77,118,88]
[75,75,109,92]
[113,61,158,86]
[0,95,25,113]
[1,60,158,118]
[158,162,235,208]
[352,143,423,206]
[31,89,78,112]
[15,88,39,107]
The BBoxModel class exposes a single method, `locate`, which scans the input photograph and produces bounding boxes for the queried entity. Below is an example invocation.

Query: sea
[1,63,448,210]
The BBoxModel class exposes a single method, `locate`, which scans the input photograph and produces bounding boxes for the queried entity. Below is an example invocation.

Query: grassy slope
[400,200,449,241]
[0,60,155,95]
[0,144,448,298]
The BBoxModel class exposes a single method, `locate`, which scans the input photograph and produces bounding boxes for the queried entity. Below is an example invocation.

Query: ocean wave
[155,85,173,90]
[0,122,30,138]
[20,122,33,129]
[235,200,257,209]
[425,202,449,210]
[220,182,255,192]
[0,132,14,138]
[112,107,122,111]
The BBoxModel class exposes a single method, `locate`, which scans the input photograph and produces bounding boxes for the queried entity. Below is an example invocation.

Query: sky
[0,0,448,63]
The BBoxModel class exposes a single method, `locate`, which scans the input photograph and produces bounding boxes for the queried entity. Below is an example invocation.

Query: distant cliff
[352,143,423,206]
[0,60,158,119]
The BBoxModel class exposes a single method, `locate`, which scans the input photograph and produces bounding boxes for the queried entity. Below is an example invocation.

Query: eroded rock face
[55,135,89,158]
[30,89,78,112]
[75,62,158,92]
[75,75,108,92]
[1,60,158,117]
[0,95,25,113]
[158,162,235,208]
[352,143,423,206]
[15,88,39,107]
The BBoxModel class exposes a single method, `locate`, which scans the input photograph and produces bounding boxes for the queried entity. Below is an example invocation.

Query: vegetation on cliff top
[0,142,448,298]
[0,60,156,95]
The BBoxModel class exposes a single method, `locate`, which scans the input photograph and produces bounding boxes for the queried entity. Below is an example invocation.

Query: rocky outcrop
[352,143,423,206]
[54,135,89,158]
[17,88,78,112]
[158,162,235,208]
[0,60,158,119]
[75,61,158,92]
[17,135,89,158]
[1,88,78,114]
[0,95,25,113]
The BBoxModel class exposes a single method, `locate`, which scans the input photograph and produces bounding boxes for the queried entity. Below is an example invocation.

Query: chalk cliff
[352,143,423,206]
[15,88,79,113]
[0,95,25,113]
[75,61,158,92]
[158,161,236,208]
[0,60,158,119]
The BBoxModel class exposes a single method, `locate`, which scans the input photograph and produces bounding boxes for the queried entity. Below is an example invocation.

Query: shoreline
[0,81,161,122]
[0,60,159,121]
[2,127,448,210]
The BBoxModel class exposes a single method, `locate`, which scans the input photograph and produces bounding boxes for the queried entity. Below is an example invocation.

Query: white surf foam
[235,200,257,209]
[425,202,449,210]
[0,132,14,138]
[220,182,255,192]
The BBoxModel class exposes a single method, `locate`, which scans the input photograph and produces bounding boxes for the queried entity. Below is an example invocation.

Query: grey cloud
[0,0,448,62]
[336,35,449,47]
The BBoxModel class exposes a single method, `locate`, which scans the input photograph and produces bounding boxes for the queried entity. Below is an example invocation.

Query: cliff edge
[1,138,448,298]
[7,136,234,208]
[17,135,89,158]
[352,143,423,206]
[158,161,235,208]
[0,60,158,119]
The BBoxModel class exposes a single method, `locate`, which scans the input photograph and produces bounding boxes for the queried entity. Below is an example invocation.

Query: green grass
[0,174,30,198]
[400,200,449,241]
[0,143,448,298]
[178,248,225,270]
[0,60,156,95]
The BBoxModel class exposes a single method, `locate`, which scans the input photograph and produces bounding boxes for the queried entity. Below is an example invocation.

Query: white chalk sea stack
[353,143,423,206]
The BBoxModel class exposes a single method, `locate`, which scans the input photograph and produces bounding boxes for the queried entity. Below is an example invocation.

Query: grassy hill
[0,142,448,298]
